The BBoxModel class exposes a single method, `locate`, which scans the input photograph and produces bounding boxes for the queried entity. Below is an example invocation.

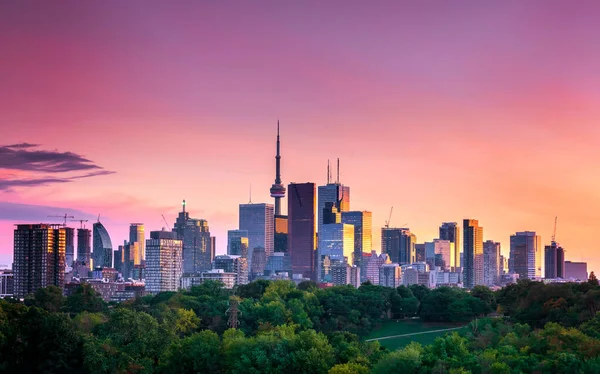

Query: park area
[363,319,468,350]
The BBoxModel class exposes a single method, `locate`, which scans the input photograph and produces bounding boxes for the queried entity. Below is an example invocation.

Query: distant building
[379,263,402,288]
[13,224,66,298]
[265,252,292,275]
[415,244,426,263]
[565,261,588,280]
[129,223,145,262]
[545,241,565,279]
[0,270,14,297]
[93,221,113,268]
[435,271,462,287]
[382,228,416,265]
[483,240,501,286]
[439,222,460,270]
[424,240,454,270]
[227,230,249,257]
[317,223,354,281]
[274,215,288,253]
[239,203,274,268]
[213,255,249,285]
[65,227,75,267]
[366,251,391,284]
[76,228,91,266]
[182,269,236,289]
[288,182,316,280]
[145,230,183,294]
[317,172,350,236]
[341,211,372,276]
[64,280,145,302]
[510,231,542,280]
[463,219,483,288]
[183,219,213,274]
[250,247,267,279]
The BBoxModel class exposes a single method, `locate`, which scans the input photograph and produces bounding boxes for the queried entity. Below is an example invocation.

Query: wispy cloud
[0,143,115,190]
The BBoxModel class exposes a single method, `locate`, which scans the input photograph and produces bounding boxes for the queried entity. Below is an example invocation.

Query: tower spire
[327,159,330,184]
[270,120,286,215]
[337,158,340,184]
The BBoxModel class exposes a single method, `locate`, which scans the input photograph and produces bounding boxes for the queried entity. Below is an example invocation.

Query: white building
[366,251,390,284]
[145,230,183,294]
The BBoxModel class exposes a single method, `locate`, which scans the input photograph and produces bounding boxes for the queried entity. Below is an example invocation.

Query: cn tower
[269,121,286,215]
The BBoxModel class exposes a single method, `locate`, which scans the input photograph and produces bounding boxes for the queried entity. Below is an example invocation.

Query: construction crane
[161,214,170,230]
[552,216,558,243]
[71,219,89,229]
[385,207,393,228]
[48,214,75,226]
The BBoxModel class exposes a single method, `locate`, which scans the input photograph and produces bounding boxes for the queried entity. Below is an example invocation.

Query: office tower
[425,239,454,270]
[174,200,189,238]
[322,202,341,225]
[93,220,113,268]
[146,230,183,294]
[129,223,145,262]
[415,244,426,263]
[275,215,288,253]
[0,270,14,298]
[288,182,317,280]
[65,227,75,267]
[382,228,415,265]
[114,245,123,275]
[379,264,402,288]
[499,254,508,274]
[13,224,66,298]
[119,241,139,279]
[463,219,483,288]
[250,247,267,279]
[366,251,391,284]
[77,228,91,265]
[265,252,292,275]
[483,240,501,286]
[440,222,460,269]
[565,261,588,280]
[342,211,372,267]
[318,160,350,236]
[545,241,565,279]
[400,229,417,265]
[213,255,249,285]
[183,219,213,274]
[239,203,274,267]
[227,230,249,257]
[510,231,542,280]
[318,223,354,282]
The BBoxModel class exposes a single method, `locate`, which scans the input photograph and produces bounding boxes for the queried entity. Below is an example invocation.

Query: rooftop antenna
[97,214,100,222]
[182,199,186,213]
[337,158,340,184]
[249,183,252,203]
[327,160,331,184]
[552,216,558,243]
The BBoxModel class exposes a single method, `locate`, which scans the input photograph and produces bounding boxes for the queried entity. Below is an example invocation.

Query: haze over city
[1,0,600,274]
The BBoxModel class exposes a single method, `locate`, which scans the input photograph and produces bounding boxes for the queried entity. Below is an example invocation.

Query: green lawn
[363,319,467,351]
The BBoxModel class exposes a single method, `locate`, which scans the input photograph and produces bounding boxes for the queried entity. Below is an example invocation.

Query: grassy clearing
[364,319,467,350]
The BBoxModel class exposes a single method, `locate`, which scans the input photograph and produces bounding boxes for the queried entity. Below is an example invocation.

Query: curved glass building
[93,221,113,268]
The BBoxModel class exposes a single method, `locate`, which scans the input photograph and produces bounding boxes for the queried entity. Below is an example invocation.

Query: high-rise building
[341,211,372,269]
[129,223,145,263]
[250,247,267,279]
[114,245,123,275]
[288,182,316,280]
[145,230,183,294]
[13,224,66,298]
[565,261,588,280]
[415,244,426,263]
[76,228,91,265]
[173,201,214,274]
[382,228,415,265]
[239,203,274,267]
[227,230,249,257]
[510,231,542,280]
[425,239,454,271]
[274,215,288,253]
[213,255,249,285]
[440,222,460,270]
[483,240,501,286]
[463,219,483,288]
[366,251,391,284]
[118,241,139,279]
[317,223,354,281]
[545,241,565,279]
[379,263,402,288]
[317,161,350,236]
[65,227,75,267]
[400,229,416,265]
[93,220,113,268]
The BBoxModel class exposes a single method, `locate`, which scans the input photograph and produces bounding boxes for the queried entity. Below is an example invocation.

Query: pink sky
[1,1,600,274]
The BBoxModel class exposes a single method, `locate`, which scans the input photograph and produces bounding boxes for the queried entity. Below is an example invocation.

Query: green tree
[27,286,65,312]
[589,272,599,286]
[372,342,423,374]
[471,285,496,314]
[328,362,369,374]
[65,284,107,314]
[159,330,221,373]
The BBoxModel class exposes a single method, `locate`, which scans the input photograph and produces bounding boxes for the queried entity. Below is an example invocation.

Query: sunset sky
[1,1,599,273]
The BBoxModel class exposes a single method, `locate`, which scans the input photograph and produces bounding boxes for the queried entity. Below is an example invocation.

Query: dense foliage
[2,278,600,373]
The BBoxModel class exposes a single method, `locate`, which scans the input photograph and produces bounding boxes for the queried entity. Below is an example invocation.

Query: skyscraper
[145,230,183,294]
[425,239,454,270]
[463,219,483,288]
[174,202,214,274]
[239,203,274,267]
[13,224,66,298]
[510,231,542,280]
[317,223,354,282]
[93,220,113,268]
[76,228,91,265]
[545,241,565,279]
[288,182,316,280]
[317,160,350,236]
[65,227,75,267]
[382,228,415,265]
[129,223,145,262]
[227,230,249,257]
[483,240,501,286]
[440,222,460,270]
[341,211,372,268]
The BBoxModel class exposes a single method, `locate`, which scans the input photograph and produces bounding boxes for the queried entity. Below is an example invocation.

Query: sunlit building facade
[341,211,372,271]
[510,231,542,280]
[145,230,183,294]
[227,230,249,258]
[463,219,483,288]
[239,203,274,268]
[440,222,460,269]
[129,223,145,262]
[483,240,501,286]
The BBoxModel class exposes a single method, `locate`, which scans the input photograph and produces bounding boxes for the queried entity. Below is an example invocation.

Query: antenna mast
[552,216,558,243]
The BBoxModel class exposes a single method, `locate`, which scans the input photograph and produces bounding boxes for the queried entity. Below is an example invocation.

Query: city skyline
[1,1,600,274]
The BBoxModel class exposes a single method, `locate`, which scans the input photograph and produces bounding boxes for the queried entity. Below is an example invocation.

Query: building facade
[239,203,274,267]
[317,182,350,235]
[379,263,402,288]
[227,230,249,257]
[93,221,113,268]
[565,261,588,280]
[341,211,372,272]
[463,219,483,288]
[545,241,565,279]
[483,240,501,286]
[129,223,145,263]
[440,222,461,270]
[288,182,316,280]
[76,228,91,266]
[145,230,183,294]
[13,224,66,298]
[509,231,542,280]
